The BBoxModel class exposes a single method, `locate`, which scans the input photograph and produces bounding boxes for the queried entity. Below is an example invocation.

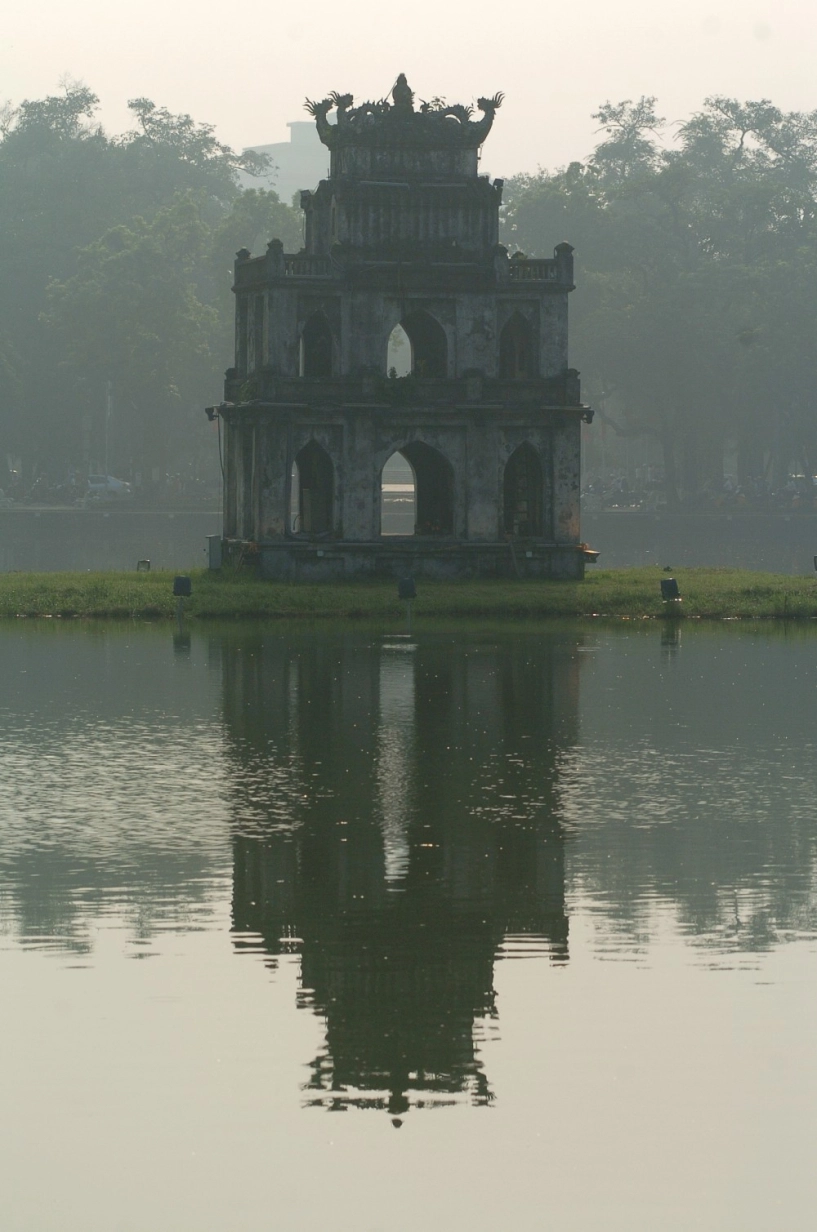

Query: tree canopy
[502,95,817,504]
[0,83,300,492]
[3,83,817,509]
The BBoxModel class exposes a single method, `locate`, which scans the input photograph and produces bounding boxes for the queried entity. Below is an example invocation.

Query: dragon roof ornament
[305,74,503,151]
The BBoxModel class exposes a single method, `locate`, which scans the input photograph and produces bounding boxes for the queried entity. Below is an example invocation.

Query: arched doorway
[396,310,447,378]
[504,443,543,537]
[384,441,453,536]
[380,451,416,535]
[499,313,534,379]
[300,312,333,378]
[291,441,334,534]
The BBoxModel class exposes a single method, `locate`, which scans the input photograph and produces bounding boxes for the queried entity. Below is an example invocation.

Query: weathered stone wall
[552,418,582,543]
[236,280,570,382]
[220,405,582,547]
[255,539,586,581]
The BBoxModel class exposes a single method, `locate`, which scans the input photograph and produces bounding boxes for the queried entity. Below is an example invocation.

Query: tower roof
[305,75,504,154]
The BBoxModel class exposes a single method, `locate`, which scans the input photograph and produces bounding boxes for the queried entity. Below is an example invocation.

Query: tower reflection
[223,629,581,1114]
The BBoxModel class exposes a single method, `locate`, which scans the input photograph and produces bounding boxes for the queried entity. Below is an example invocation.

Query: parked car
[83,475,133,504]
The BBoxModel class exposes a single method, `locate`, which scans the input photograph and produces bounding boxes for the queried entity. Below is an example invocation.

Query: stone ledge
[237,538,586,581]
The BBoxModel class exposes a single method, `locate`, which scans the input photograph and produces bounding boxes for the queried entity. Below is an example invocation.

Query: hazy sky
[2,0,813,175]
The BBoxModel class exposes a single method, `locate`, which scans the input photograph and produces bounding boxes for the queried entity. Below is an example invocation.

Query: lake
[1,618,815,1231]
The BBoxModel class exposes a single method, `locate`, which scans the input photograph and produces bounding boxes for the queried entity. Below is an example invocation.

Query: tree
[502,95,817,505]
[44,186,304,488]
[0,83,299,487]
[119,97,271,215]
[45,196,220,484]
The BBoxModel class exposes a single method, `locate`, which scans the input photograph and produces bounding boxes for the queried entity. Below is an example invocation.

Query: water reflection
[2,619,817,1126]
[560,623,817,957]
[224,631,578,1114]
[0,623,229,953]
[659,620,681,657]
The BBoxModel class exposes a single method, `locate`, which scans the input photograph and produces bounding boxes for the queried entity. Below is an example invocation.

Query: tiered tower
[217,76,591,578]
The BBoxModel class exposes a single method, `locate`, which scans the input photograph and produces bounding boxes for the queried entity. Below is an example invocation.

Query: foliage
[44,196,220,479]
[6,79,817,510]
[501,96,817,503]
[0,83,300,487]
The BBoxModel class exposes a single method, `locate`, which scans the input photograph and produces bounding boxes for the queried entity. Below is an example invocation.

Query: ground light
[661,576,682,607]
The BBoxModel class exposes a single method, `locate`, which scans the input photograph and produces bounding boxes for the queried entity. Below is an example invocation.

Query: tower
[218,77,591,578]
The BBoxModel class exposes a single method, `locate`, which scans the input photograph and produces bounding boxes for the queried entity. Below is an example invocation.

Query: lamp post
[104,380,113,474]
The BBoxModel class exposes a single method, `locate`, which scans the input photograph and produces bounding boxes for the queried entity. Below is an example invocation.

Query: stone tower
[217,76,591,578]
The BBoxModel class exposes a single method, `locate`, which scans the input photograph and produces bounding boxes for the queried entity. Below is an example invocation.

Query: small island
[0,567,814,621]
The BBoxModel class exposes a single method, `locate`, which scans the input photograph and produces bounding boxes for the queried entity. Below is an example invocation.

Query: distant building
[216,75,592,579]
[242,121,328,205]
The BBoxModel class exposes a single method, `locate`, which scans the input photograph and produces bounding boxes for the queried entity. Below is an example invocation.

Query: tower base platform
[222,538,590,581]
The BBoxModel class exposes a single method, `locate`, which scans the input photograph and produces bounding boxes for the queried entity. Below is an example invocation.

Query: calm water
[1,619,816,1231]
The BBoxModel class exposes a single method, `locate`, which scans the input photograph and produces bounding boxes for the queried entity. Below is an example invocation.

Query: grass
[0,566,816,621]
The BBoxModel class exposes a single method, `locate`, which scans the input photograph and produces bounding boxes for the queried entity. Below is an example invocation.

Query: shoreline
[0,567,815,622]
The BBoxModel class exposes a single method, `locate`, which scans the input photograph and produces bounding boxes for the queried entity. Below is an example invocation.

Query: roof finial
[392,74,414,112]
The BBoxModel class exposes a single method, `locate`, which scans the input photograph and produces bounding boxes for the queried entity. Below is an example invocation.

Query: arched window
[291,441,334,534]
[300,312,333,379]
[386,324,412,378]
[380,451,416,535]
[504,443,543,537]
[499,313,534,379]
[380,441,453,536]
[397,310,447,378]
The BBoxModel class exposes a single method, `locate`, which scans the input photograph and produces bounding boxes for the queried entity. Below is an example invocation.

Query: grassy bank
[0,567,816,621]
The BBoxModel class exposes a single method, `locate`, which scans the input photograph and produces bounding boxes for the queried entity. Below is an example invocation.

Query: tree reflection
[223,630,580,1114]
[553,624,817,957]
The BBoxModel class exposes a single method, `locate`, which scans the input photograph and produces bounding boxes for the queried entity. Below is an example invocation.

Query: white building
[242,121,329,205]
